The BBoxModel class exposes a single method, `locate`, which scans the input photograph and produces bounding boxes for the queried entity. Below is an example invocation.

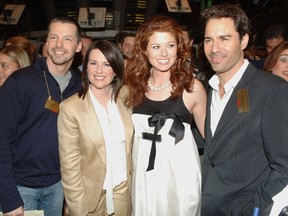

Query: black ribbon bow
[143,113,185,171]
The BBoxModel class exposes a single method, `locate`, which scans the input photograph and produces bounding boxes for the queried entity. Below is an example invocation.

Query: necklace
[147,79,171,91]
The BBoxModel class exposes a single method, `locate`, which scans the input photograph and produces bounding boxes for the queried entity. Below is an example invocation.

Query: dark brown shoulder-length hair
[263,41,288,72]
[78,39,124,102]
[125,14,193,107]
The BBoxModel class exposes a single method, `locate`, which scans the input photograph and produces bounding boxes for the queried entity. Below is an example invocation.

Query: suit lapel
[205,88,213,147]
[79,88,133,166]
[207,64,254,147]
[211,90,239,140]
[80,94,106,165]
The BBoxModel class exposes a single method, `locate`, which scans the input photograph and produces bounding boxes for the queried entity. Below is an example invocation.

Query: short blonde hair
[0,46,31,68]
[4,36,37,63]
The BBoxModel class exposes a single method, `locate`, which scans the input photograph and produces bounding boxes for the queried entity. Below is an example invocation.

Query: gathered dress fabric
[132,95,201,216]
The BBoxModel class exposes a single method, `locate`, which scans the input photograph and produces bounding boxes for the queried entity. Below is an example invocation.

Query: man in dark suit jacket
[200,4,288,215]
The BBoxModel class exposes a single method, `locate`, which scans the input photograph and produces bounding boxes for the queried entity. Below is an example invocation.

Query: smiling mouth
[210,56,223,64]
[157,59,169,64]
[54,50,65,55]
[94,76,105,80]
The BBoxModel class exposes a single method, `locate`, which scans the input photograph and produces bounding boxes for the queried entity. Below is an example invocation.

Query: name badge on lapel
[44,96,60,113]
[237,88,249,113]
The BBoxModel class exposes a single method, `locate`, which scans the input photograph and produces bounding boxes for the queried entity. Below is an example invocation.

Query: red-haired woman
[125,15,207,216]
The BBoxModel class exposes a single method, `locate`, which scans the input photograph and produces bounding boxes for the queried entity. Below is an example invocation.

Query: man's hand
[3,206,24,216]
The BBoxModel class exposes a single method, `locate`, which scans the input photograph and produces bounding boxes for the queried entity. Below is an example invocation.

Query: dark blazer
[201,63,288,216]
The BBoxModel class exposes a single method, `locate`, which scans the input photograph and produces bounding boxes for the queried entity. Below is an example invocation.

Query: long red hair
[125,15,194,107]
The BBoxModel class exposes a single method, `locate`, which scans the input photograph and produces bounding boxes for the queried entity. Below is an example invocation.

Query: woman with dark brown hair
[125,15,206,216]
[58,40,133,216]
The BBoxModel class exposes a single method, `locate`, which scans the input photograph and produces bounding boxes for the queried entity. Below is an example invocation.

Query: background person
[263,41,288,81]
[0,46,30,88]
[78,34,93,71]
[181,24,213,92]
[121,32,135,59]
[4,36,38,64]
[114,31,128,50]
[252,24,288,69]
[37,35,48,57]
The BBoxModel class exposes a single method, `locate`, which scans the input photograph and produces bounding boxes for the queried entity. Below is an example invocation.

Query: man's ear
[241,34,249,50]
[76,40,83,53]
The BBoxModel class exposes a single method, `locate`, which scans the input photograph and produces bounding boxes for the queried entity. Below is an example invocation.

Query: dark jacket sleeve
[261,82,288,208]
[0,77,24,213]
[249,81,288,214]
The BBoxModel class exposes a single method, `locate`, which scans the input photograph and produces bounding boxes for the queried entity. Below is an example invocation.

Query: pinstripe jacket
[201,64,288,216]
